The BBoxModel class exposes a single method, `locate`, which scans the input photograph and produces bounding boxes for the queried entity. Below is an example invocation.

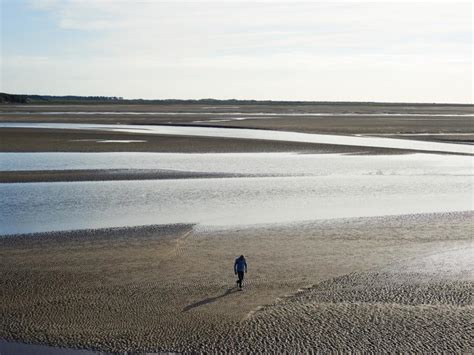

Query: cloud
[27,1,472,58]
[4,1,473,102]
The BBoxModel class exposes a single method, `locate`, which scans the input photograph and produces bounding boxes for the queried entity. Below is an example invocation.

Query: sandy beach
[2,0,473,351]
[1,103,473,143]
[1,127,409,155]
[1,212,472,352]
[1,103,473,352]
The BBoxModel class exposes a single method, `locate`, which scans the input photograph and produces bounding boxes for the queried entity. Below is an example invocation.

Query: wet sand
[1,102,472,118]
[1,102,472,154]
[1,212,472,353]
[1,102,473,136]
[1,103,472,352]
[0,169,265,183]
[0,127,417,155]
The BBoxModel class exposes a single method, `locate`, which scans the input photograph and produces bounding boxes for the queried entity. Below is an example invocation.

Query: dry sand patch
[1,212,472,352]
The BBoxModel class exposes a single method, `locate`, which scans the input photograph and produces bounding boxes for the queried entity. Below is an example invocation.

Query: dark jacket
[234,257,247,273]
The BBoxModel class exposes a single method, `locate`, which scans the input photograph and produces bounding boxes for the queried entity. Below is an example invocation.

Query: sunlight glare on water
[0,122,472,154]
[0,152,472,235]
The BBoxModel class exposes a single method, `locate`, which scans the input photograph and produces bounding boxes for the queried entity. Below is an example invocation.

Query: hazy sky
[1,1,472,103]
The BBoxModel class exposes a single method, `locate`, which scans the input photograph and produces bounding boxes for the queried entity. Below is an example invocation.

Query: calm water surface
[0,122,472,154]
[1,153,472,235]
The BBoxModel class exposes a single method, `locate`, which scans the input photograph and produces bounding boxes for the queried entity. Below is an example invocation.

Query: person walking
[234,255,247,290]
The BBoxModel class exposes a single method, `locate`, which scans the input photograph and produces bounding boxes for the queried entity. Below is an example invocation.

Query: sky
[0,0,472,103]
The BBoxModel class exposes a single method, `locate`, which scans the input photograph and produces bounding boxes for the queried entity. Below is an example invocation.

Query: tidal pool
[1,153,472,235]
[1,152,472,176]
[0,122,472,154]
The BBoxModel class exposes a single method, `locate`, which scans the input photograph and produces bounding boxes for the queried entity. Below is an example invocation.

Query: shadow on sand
[183,287,240,312]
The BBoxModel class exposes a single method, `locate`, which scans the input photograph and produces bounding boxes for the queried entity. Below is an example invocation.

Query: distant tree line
[0,92,471,106]
[0,93,28,104]
[0,93,124,104]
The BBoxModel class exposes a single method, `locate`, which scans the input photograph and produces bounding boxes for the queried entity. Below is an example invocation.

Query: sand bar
[0,169,261,183]
[1,212,472,352]
[0,122,472,154]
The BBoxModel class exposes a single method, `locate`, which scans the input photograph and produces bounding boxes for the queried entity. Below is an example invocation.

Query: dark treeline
[0,92,471,106]
[0,93,124,104]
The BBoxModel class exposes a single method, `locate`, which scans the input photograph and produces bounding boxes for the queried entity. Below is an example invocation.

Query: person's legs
[238,271,244,288]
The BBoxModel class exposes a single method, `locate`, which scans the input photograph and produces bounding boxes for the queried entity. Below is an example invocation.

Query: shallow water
[0,122,472,154]
[1,111,473,117]
[1,152,472,176]
[1,153,472,235]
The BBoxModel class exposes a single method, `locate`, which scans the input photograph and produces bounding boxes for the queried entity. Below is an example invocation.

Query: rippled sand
[1,212,472,352]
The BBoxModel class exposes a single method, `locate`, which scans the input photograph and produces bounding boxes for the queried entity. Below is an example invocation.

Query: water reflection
[1,152,472,176]
[1,174,471,235]
[1,150,472,235]
[0,122,472,154]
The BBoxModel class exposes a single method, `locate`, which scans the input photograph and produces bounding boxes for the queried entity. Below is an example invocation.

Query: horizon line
[1,92,473,106]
